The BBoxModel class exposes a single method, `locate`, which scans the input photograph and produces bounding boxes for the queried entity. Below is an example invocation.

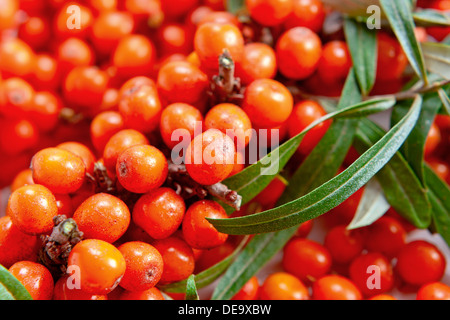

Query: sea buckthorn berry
[18,16,51,51]
[197,10,242,28]
[259,272,309,300]
[160,103,203,150]
[288,100,331,156]
[231,276,260,300]
[427,158,450,182]
[30,91,62,132]
[322,187,364,228]
[0,0,18,31]
[254,176,287,210]
[156,22,194,58]
[119,287,165,300]
[194,241,235,273]
[396,240,447,286]
[363,216,407,258]
[9,261,54,300]
[312,275,362,300]
[246,0,293,27]
[10,169,34,192]
[63,66,110,112]
[54,193,74,218]
[118,83,162,134]
[348,252,395,297]
[57,142,97,176]
[116,145,168,194]
[425,122,441,157]
[56,37,95,76]
[376,32,408,82]
[317,41,352,84]
[205,103,253,149]
[7,184,58,235]
[31,147,86,194]
[161,0,199,19]
[276,27,322,80]
[68,239,126,295]
[132,187,186,240]
[53,275,108,300]
[0,216,40,268]
[90,111,125,154]
[236,42,277,86]
[284,0,326,33]
[369,294,397,300]
[112,34,156,80]
[152,236,195,284]
[0,118,39,156]
[0,38,35,78]
[0,77,35,118]
[324,225,366,265]
[54,2,93,39]
[282,237,332,283]
[182,200,229,250]
[416,282,450,300]
[194,22,245,73]
[157,60,209,105]
[91,11,135,57]
[119,76,156,99]
[30,54,60,92]
[118,241,164,292]
[103,129,149,172]
[242,78,294,129]
[73,193,130,243]
[185,129,236,186]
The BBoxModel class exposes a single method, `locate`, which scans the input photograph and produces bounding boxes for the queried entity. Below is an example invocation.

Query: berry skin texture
[284,0,326,33]
[102,129,149,172]
[9,261,54,300]
[182,200,229,250]
[73,193,131,243]
[67,239,126,295]
[185,129,236,186]
[132,187,186,240]
[53,275,108,300]
[205,103,253,149]
[116,144,168,194]
[276,27,322,80]
[90,111,125,154]
[363,216,407,258]
[348,252,395,297]
[312,275,362,300]
[376,32,408,82]
[118,241,164,292]
[317,40,352,84]
[259,272,309,300]
[246,0,293,27]
[7,184,59,235]
[31,147,86,195]
[396,240,447,286]
[194,22,245,72]
[416,282,450,300]
[57,141,97,176]
[324,225,366,265]
[152,236,195,284]
[282,237,332,284]
[160,102,203,149]
[0,216,40,268]
[236,42,277,85]
[242,78,294,129]
[231,276,260,300]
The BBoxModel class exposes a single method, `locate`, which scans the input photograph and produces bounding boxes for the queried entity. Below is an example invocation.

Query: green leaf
[226,0,245,14]
[185,275,199,301]
[421,42,450,80]
[380,0,428,83]
[0,264,32,300]
[321,0,382,18]
[209,95,422,235]
[438,88,450,116]
[347,178,390,230]
[413,9,450,27]
[391,93,442,184]
[344,18,378,96]
[211,71,363,301]
[353,118,431,228]
[425,165,450,246]
[158,236,248,294]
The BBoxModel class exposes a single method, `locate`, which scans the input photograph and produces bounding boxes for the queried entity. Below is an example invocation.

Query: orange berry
[53,275,108,300]
[57,142,97,176]
[119,287,165,300]
[416,282,450,300]
[90,111,125,154]
[259,272,309,300]
[9,261,54,300]
[231,276,260,300]
[236,42,277,85]
[246,0,293,27]
[312,275,362,300]
[284,0,325,33]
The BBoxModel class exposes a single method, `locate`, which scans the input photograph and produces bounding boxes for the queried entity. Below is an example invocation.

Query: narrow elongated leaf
[158,237,248,293]
[212,71,363,301]
[353,118,431,228]
[438,88,450,116]
[413,9,450,27]
[421,42,450,80]
[347,178,390,230]
[391,93,442,183]
[0,264,32,300]
[380,0,428,83]
[185,275,199,301]
[344,18,378,96]
[209,95,423,235]
[425,166,450,246]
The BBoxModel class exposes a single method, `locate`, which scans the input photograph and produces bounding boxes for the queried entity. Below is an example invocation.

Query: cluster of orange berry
[0,0,449,301]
